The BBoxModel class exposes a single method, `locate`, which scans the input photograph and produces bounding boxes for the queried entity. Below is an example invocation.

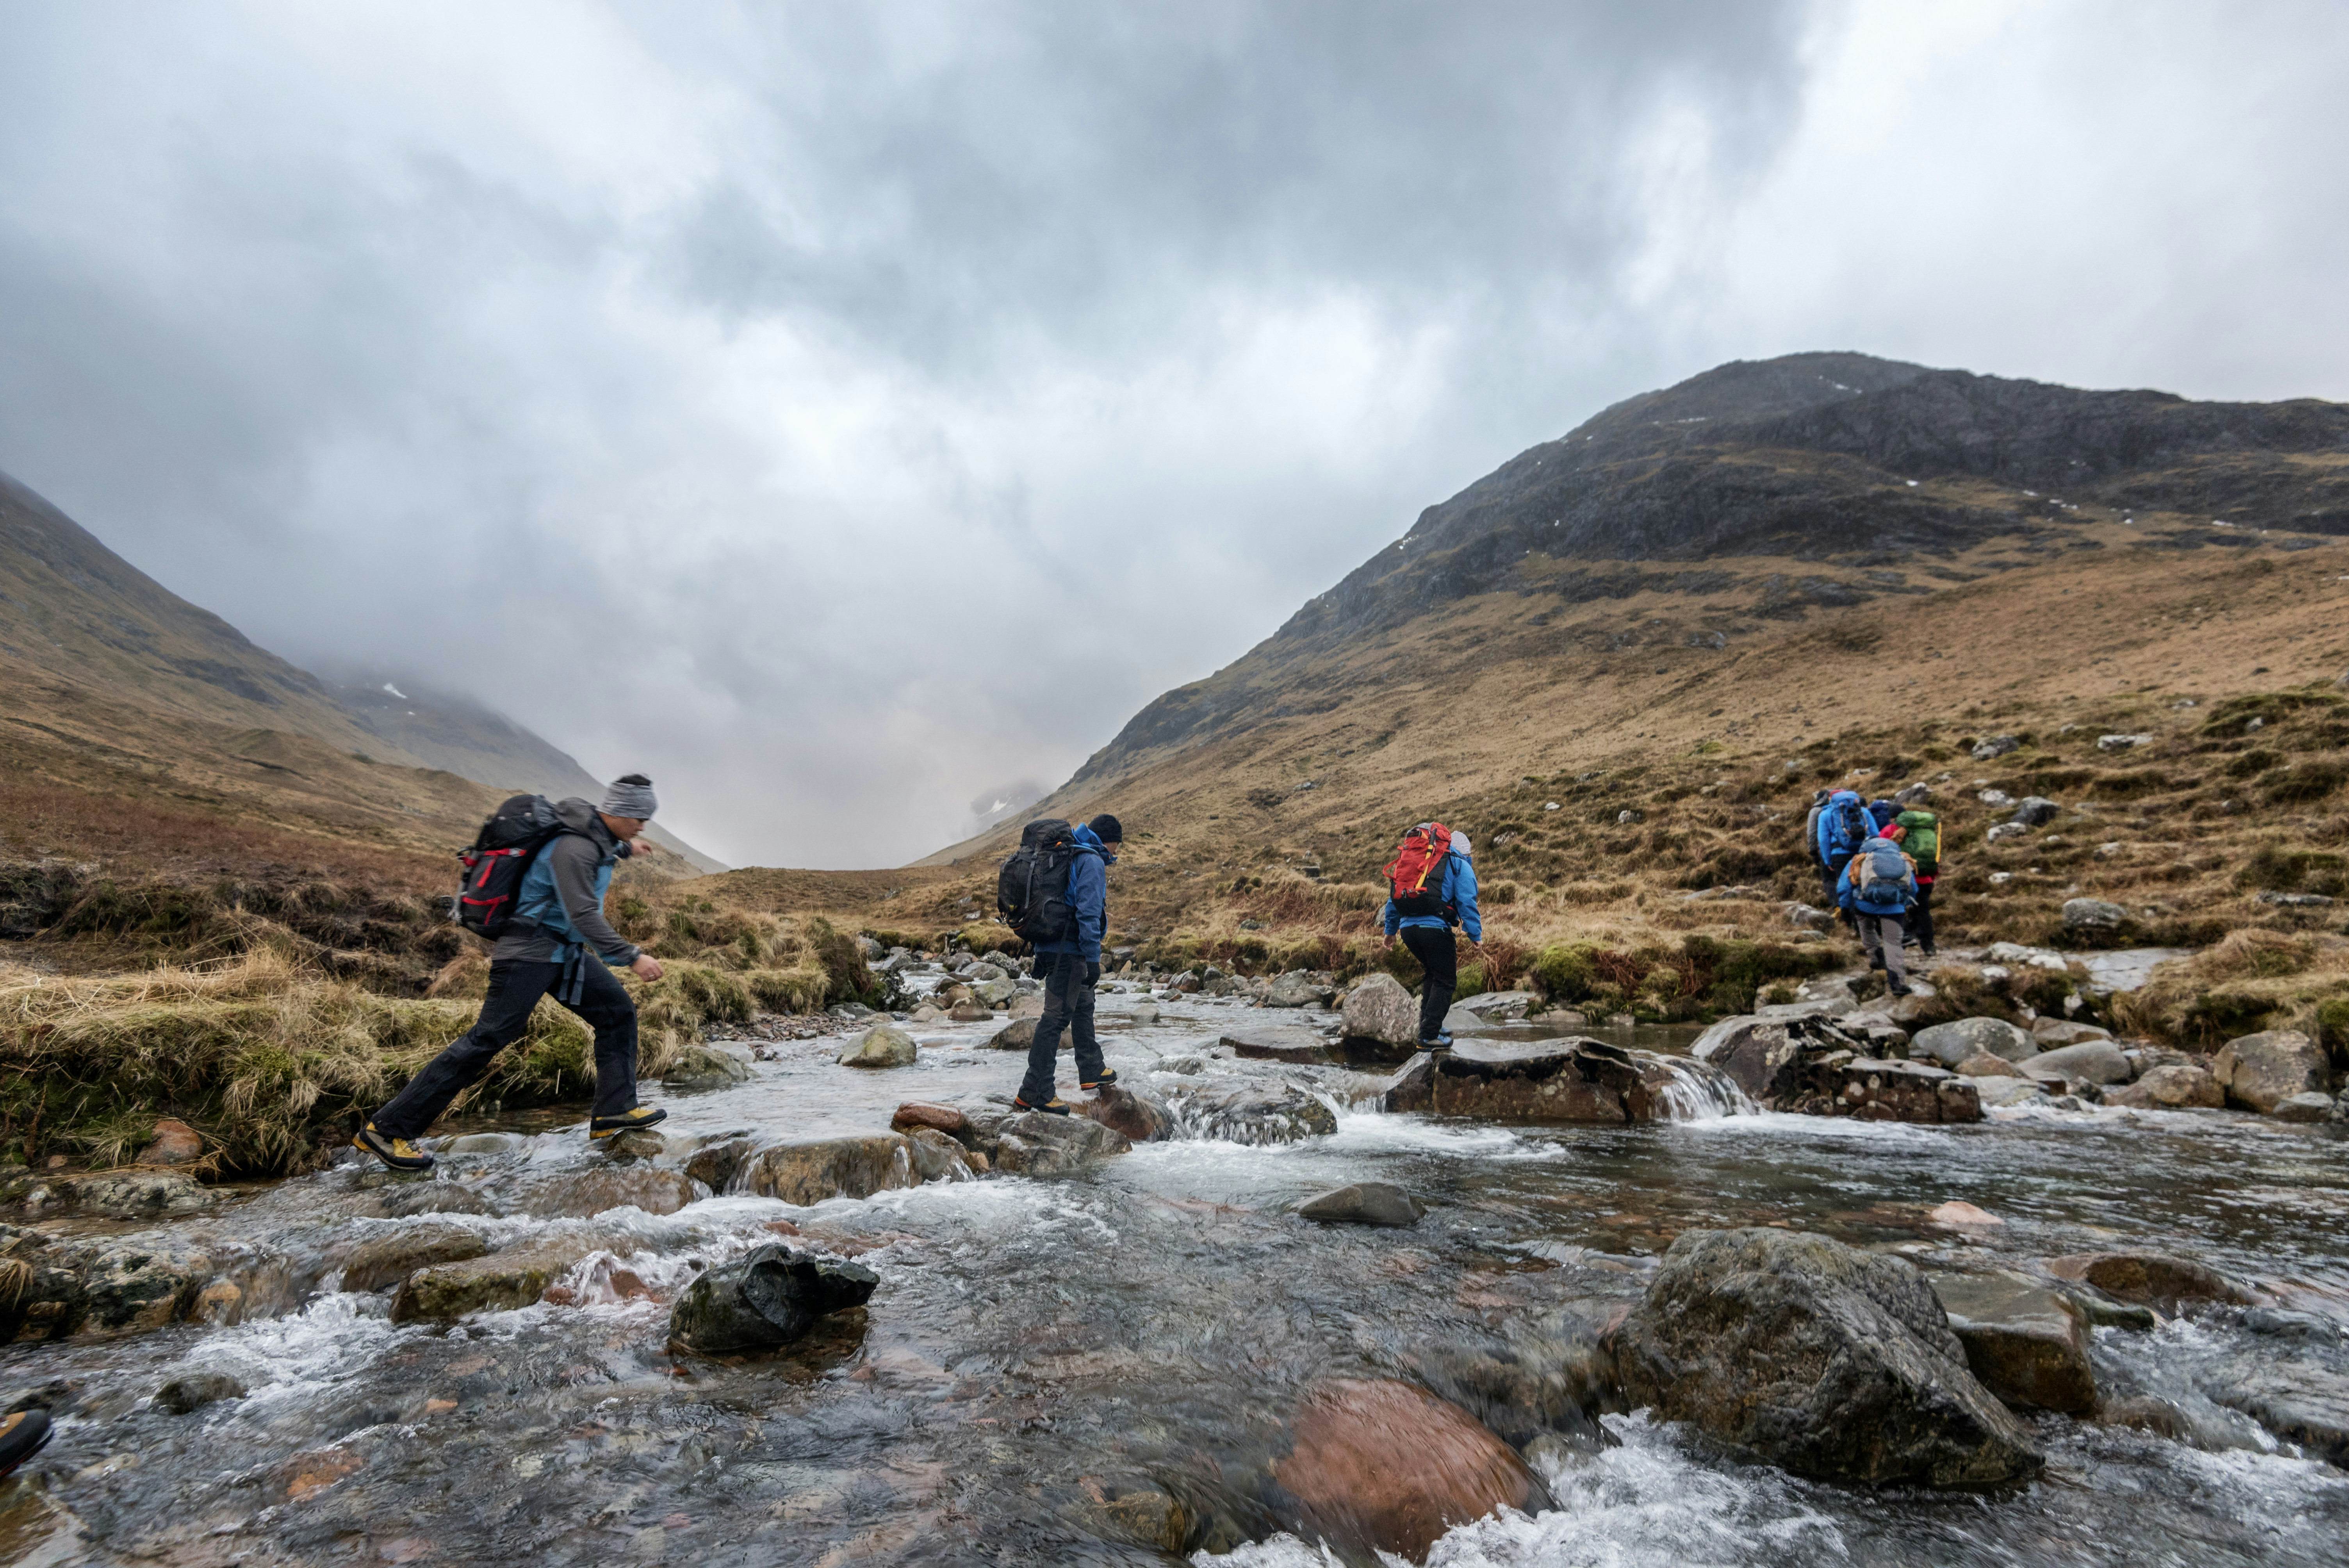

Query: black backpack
[996,818,1081,945]
[453,795,577,938]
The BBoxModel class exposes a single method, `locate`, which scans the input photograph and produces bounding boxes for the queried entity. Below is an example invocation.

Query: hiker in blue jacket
[1838,835,1919,996]
[1015,814,1121,1114]
[1813,789,1875,933]
[1381,828,1483,1048]
[1868,797,1898,832]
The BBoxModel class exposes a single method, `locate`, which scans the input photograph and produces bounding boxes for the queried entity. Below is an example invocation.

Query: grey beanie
[599,773,658,820]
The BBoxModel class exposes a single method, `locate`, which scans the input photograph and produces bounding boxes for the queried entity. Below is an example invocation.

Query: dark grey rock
[154,1372,246,1415]
[1610,1228,2042,1487]
[2011,796,2061,827]
[667,1243,878,1354]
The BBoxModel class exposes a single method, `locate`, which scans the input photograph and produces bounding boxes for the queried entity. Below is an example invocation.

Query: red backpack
[1383,822,1454,919]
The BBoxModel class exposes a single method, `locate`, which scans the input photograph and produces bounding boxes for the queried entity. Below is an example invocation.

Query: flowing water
[5,975,2347,1566]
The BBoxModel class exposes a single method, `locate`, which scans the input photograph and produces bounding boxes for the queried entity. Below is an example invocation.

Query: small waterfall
[1653,1055,1756,1121]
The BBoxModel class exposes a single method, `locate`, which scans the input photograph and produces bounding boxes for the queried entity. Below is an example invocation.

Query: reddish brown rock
[890,1101,970,1136]
[1273,1379,1550,1561]
[1083,1085,1169,1142]
[137,1118,204,1167]
[2042,1250,2251,1308]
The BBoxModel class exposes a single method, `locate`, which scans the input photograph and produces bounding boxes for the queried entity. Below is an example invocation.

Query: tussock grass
[0,948,610,1175]
[2112,930,2349,1050]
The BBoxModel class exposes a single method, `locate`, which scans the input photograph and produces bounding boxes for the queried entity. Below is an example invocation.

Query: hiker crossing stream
[4,971,2347,1566]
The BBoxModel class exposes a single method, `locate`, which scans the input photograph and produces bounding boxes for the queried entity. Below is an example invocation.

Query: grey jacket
[492,798,642,967]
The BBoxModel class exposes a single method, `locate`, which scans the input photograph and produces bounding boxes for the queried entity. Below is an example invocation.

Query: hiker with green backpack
[1888,809,1941,957]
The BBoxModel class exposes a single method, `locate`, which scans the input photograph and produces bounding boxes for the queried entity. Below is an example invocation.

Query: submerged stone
[155,1371,246,1415]
[338,1221,490,1293]
[1297,1182,1421,1228]
[391,1241,604,1322]
[1271,1379,1552,1562]
[1611,1228,2042,1487]
[2042,1250,2250,1308]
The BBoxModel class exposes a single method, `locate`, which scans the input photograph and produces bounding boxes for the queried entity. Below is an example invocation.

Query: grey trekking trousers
[1857,913,1907,987]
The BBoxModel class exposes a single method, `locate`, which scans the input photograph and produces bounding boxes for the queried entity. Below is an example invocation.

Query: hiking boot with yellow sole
[353,1123,434,1172]
[589,1106,668,1140]
[1011,1095,1071,1117]
[0,1408,52,1477]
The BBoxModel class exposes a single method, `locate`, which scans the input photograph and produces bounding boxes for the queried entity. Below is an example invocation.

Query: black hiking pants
[1400,925,1458,1044]
[373,957,640,1139]
[1019,951,1105,1105]
[1907,880,1937,953]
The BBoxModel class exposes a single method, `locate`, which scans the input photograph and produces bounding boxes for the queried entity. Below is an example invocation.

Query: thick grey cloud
[0,1,2342,865]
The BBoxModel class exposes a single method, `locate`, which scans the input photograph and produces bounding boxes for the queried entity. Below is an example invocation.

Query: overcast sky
[3,1,2345,867]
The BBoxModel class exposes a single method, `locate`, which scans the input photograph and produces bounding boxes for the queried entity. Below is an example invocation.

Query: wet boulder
[390,1241,605,1322]
[1222,1027,1335,1064]
[1610,1228,2043,1487]
[662,1042,754,1090]
[1083,1084,1171,1143]
[2042,1250,2251,1309]
[738,1134,920,1206]
[1928,1272,2098,1415]
[1911,1017,2038,1067]
[2211,1029,2329,1114]
[1340,973,1420,1060]
[2019,1039,2131,1087]
[1271,1379,1552,1563]
[2271,1091,2336,1123]
[890,1101,970,1136]
[838,1023,918,1068]
[987,1017,1037,1051]
[667,1242,879,1354]
[1297,1182,1421,1228]
[1164,1079,1338,1143]
[155,1372,247,1415]
[2205,1356,2349,1466]
[337,1221,491,1293]
[985,1112,1132,1176]
[2103,1064,2224,1110]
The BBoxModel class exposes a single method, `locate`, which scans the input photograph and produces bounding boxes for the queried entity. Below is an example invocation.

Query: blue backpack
[1824,798,1873,858]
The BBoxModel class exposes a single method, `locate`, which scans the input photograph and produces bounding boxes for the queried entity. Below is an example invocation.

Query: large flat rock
[1219,1027,1335,1065]
[1383,1038,1739,1124]
[738,1134,921,1206]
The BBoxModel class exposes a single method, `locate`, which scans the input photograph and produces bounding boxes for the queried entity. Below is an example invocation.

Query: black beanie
[1087,813,1123,843]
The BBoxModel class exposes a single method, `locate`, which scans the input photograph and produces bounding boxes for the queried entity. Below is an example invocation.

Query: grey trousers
[1858,913,1907,987]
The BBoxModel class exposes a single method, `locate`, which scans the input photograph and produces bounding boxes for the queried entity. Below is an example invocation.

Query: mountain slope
[0,470,717,880]
[907,353,2349,935]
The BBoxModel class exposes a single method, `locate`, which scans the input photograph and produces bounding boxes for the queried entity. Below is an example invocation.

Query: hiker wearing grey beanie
[356,772,673,1171]
[601,774,658,822]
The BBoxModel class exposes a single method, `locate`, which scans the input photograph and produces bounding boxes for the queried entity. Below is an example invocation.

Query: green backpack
[1895,809,1939,870]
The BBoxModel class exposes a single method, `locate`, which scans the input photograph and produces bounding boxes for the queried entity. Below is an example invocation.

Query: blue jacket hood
[1071,823,1117,864]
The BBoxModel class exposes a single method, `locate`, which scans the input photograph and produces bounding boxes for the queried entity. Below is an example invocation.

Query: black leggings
[1400,926,1458,1043]
[373,957,640,1138]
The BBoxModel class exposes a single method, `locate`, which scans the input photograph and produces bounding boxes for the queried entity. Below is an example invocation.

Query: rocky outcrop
[1693,1016,1979,1123]
[667,1243,877,1354]
[1271,1379,1552,1562]
[1297,1183,1421,1228]
[1911,1017,2037,1067]
[1610,1228,2042,1487]
[2211,1029,2329,1114]
[1386,1038,1742,1123]
[1928,1272,2098,1415]
[1340,973,1420,1059]
[738,1135,921,1206]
